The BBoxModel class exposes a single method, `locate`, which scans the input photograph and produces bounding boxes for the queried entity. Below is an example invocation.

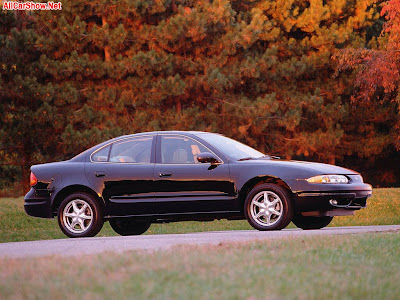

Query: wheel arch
[52,185,105,216]
[238,176,293,210]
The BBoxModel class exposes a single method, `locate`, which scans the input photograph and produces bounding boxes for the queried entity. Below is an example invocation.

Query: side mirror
[197,152,221,164]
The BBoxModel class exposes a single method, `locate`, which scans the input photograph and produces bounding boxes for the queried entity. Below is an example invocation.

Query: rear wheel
[292,215,333,230]
[57,193,104,238]
[245,183,293,231]
[110,218,151,236]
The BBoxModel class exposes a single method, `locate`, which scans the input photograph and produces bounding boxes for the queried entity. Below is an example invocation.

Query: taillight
[30,172,38,186]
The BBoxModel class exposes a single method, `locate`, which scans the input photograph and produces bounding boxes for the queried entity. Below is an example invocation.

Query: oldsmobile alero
[24,131,372,238]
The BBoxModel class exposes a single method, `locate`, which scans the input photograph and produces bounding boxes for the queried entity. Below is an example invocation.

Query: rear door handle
[158,172,172,177]
[95,171,106,177]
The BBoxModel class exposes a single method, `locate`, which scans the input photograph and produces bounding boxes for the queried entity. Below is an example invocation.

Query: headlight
[306,175,349,184]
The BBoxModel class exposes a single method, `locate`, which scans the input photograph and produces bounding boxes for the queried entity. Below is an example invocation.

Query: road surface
[0,225,399,259]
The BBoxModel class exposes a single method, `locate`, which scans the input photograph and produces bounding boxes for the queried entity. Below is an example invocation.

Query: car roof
[108,131,223,141]
[117,130,217,138]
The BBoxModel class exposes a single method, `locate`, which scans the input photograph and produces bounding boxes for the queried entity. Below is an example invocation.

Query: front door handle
[158,172,172,177]
[95,171,106,177]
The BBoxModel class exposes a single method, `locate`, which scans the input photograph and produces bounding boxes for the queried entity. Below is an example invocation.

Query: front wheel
[110,218,151,236]
[292,216,333,230]
[244,183,293,231]
[57,193,104,238]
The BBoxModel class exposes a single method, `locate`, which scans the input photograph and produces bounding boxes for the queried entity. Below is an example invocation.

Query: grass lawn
[0,232,399,299]
[0,188,399,299]
[0,188,399,243]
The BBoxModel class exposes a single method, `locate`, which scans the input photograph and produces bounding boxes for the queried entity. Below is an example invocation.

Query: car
[24,131,372,238]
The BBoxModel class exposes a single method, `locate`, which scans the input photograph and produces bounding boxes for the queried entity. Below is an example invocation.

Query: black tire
[292,216,333,230]
[244,183,293,231]
[57,193,104,238]
[109,218,151,236]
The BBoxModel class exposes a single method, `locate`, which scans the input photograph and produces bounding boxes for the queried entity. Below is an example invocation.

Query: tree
[336,0,400,99]
[334,0,400,184]
[2,0,400,193]
[0,10,45,192]
[335,0,400,149]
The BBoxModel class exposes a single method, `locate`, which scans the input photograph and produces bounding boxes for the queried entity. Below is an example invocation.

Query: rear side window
[91,145,111,162]
[109,137,153,163]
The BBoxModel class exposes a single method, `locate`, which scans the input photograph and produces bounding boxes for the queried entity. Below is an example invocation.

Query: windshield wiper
[259,155,271,159]
[238,157,255,161]
[238,155,276,161]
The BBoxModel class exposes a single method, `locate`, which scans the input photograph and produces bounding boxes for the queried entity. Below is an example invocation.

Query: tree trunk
[102,16,111,62]
[20,163,29,195]
[176,97,181,114]
[20,151,31,195]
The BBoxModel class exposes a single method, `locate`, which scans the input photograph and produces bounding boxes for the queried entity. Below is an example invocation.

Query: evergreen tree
[1,0,400,192]
[0,10,45,192]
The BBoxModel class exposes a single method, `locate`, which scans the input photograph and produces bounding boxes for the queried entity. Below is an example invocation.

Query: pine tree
[0,10,46,192]
[1,0,399,192]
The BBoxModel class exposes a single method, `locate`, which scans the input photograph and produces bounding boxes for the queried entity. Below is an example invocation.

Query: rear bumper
[24,188,53,218]
[294,188,372,213]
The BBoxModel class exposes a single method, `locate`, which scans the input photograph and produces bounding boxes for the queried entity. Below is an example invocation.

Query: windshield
[198,133,265,160]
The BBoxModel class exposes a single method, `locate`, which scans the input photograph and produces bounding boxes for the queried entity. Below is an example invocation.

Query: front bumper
[24,188,53,218]
[294,188,372,213]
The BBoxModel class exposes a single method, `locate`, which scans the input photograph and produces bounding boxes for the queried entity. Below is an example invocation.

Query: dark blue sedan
[24,131,372,237]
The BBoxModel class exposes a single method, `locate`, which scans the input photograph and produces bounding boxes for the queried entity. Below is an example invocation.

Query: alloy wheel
[250,191,283,227]
[62,199,93,234]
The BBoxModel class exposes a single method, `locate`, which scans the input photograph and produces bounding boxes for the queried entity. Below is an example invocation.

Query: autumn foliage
[335,0,400,160]
[335,0,400,98]
[1,0,400,193]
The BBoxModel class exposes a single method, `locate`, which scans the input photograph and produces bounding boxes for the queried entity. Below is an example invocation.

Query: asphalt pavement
[0,225,399,259]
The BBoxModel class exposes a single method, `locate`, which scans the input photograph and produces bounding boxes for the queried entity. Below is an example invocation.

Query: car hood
[237,159,358,176]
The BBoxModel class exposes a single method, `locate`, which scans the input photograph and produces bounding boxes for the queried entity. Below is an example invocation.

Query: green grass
[1,189,399,299]
[0,232,399,299]
[1,188,399,243]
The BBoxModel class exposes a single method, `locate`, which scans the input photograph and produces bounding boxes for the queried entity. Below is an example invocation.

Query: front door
[85,135,156,217]
[154,134,235,215]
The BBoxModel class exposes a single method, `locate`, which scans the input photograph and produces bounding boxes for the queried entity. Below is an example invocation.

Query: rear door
[154,134,235,215]
[85,135,156,217]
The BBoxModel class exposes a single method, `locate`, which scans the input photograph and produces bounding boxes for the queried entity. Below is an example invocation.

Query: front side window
[160,135,209,164]
[107,136,153,163]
